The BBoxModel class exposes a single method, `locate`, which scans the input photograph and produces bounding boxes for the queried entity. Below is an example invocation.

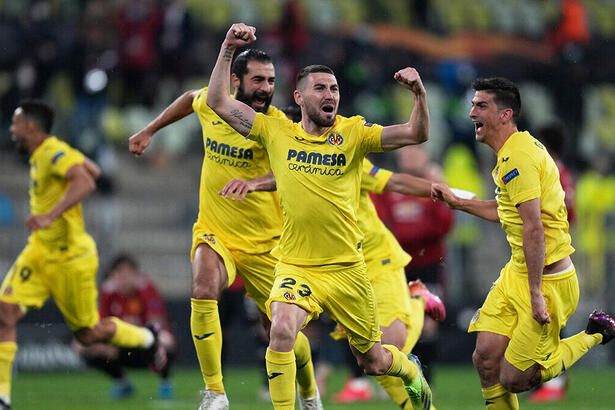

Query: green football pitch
[10,365,615,409]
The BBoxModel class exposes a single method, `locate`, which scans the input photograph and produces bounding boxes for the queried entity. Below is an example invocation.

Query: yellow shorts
[266,262,381,354]
[370,265,413,328]
[0,239,100,331]
[468,261,579,371]
[191,226,276,313]
[331,264,424,353]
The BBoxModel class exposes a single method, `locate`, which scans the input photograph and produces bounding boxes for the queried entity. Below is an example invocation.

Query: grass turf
[10,365,615,409]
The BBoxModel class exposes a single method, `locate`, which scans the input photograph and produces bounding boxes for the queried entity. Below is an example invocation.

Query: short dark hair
[18,99,54,133]
[296,65,335,89]
[535,122,566,156]
[472,77,521,124]
[282,105,301,122]
[231,49,272,78]
[109,253,139,274]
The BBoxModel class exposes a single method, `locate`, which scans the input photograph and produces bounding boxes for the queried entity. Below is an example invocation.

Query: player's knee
[191,281,222,300]
[269,318,297,350]
[74,328,97,346]
[472,348,495,372]
[0,301,21,329]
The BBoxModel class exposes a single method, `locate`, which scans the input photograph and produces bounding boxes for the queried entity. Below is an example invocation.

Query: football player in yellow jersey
[432,77,615,410]
[221,157,447,410]
[128,50,320,409]
[207,23,432,410]
[0,100,167,410]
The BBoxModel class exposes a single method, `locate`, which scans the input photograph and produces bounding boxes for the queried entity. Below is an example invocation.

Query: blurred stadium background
[1,0,614,407]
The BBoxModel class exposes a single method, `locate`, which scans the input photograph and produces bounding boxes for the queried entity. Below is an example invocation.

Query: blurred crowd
[1,0,615,165]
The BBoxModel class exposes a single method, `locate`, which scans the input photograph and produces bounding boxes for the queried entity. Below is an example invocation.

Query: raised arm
[129,89,198,157]
[432,182,499,222]
[26,164,96,231]
[206,23,257,137]
[380,67,430,150]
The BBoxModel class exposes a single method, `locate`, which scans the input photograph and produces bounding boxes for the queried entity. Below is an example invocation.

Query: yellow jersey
[492,131,574,271]
[359,159,411,277]
[247,114,383,266]
[29,136,94,256]
[192,87,286,253]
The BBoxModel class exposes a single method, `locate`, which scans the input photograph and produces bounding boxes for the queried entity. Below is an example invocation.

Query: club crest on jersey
[202,234,216,245]
[283,291,296,301]
[328,132,343,146]
[501,168,519,184]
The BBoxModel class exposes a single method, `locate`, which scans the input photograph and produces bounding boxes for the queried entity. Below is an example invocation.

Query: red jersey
[99,274,171,331]
[372,192,454,268]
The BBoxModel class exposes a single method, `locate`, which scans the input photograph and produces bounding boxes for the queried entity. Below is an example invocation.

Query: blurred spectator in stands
[115,0,162,106]
[69,0,117,157]
[158,0,194,79]
[74,254,177,400]
[547,0,590,158]
[575,156,615,296]
[441,143,484,306]
[372,146,454,382]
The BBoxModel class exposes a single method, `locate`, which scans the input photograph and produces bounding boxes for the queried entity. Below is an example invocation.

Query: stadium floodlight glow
[84,68,108,94]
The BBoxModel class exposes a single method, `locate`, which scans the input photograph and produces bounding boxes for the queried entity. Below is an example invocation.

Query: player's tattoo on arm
[230,109,253,133]
[222,46,234,62]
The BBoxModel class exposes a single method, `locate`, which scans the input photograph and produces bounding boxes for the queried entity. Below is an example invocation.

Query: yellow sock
[293,331,317,399]
[266,348,296,410]
[0,342,17,405]
[382,344,418,385]
[376,375,413,409]
[191,298,224,394]
[482,383,519,410]
[405,298,426,354]
[541,331,602,382]
[109,317,150,348]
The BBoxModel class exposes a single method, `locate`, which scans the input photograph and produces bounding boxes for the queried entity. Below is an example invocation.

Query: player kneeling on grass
[73,254,177,400]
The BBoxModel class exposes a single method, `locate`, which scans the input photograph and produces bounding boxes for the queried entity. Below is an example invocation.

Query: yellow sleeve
[267,105,288,119]
[192,87,209,113]
[246,112,269,145]
[48,142,85,178]
[500,154,541,205]
[357,117,384,154]
[361,158,392,193]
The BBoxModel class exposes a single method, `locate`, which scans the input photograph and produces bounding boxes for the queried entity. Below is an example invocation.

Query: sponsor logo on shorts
[381,258,391,265]
[283,291,296,301]
[357,242,362,250]
[328,132,343,146]
[471,309,480,324]
[501,168,519,184]
[202,234,216,245]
